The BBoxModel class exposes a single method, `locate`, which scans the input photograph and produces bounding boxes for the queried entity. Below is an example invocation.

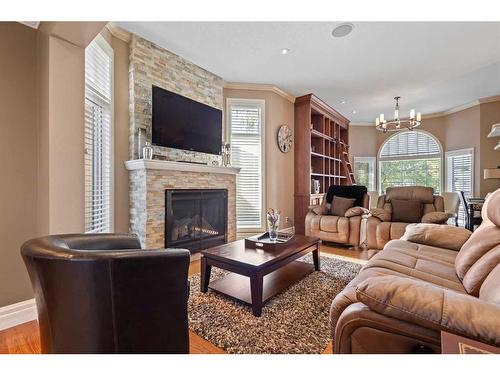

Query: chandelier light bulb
[376,117,380,126]
[416,112,422,121]
[380,113,385,122]
[410,109,415,119]
[394,109,399,120]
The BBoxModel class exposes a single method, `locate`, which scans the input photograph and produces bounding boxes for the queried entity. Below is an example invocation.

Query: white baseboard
[0,299,37,331]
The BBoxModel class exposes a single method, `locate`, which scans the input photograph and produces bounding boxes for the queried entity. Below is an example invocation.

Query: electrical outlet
[285,216,290,223]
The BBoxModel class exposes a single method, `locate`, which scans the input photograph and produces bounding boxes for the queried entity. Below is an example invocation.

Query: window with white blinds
[84,36,113,233]
[354,157,376,191]
[228,99,265,230]
[446,148,474,225]
[379,131,442,194]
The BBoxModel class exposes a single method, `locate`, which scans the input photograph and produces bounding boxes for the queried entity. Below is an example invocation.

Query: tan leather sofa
[366,186,447,250]
[305,194,369,246]
[330,188,500,354]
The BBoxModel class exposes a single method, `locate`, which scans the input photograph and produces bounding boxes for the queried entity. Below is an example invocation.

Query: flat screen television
[152,85,222,155]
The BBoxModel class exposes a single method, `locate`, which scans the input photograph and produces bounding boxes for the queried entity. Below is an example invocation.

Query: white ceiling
[117,22,500,122]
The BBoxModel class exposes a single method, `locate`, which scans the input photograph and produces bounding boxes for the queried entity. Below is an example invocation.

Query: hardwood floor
[0,243,370,354]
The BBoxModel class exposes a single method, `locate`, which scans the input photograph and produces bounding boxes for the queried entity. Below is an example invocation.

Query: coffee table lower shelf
[208,260,314,307]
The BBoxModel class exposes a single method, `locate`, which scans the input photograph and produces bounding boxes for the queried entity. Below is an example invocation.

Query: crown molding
[351,94,500,125]
[223,82,295,103]
[19,21,40,29]
[106,22,131,43]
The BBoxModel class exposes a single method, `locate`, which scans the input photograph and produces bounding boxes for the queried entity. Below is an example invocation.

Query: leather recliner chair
[21,233,191,354]
[366,186,447,250]
[305,185,369,246]
[330,188,500,353]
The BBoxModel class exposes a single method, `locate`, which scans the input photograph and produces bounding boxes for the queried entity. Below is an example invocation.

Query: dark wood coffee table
[200,235,320,317]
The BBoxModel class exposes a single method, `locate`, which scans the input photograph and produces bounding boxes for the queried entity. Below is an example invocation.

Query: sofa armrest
[356,275,500,347]
[369,208,391,222]
[345,206,369,218]
[421,211,449,224]
[308,204,329,215]
[400,223,472,251]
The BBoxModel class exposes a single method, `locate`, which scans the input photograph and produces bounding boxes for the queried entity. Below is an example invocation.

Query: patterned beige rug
[188,255,362,354]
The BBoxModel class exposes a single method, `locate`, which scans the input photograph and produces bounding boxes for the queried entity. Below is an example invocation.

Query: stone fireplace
[125,159,239,250]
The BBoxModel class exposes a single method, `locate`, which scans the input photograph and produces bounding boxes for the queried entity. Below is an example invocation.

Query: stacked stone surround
[129,168,237,249]
[129,34,224,163]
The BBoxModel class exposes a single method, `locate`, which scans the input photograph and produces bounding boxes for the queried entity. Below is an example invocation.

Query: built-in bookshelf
[294,94,352,234]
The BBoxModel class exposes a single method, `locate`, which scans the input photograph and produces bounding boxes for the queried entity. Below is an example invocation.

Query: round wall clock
[277,125,293,153]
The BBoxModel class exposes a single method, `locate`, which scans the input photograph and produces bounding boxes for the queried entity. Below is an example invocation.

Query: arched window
[378,130,442,194]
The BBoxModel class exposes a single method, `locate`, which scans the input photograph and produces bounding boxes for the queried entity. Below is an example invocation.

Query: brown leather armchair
[305,185,369,246]
[366,186,447,250]
[21,233,191,354]
[330,188,500,354]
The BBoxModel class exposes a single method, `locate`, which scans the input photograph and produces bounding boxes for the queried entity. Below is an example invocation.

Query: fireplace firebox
[165,189,228,252]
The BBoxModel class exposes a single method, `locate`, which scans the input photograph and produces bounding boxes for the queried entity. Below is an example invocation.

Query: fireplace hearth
[165,189,228,252]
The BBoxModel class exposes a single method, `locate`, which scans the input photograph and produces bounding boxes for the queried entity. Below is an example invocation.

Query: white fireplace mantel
[125,159,240,175]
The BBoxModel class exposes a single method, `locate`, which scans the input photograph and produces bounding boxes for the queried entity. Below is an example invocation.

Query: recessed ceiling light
[341,100,346,104]
[332,23,354,38]
[352,110,357,114]
[281,48,290,55]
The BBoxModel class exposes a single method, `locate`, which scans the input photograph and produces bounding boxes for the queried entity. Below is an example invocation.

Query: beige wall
[36,22,106,235]
[223,89,295,226]
[479,102,500,196]
[349,103,499,196]
[0,23,38,306]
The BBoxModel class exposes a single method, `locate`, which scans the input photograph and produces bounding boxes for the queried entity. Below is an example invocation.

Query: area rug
[188,254,362,354]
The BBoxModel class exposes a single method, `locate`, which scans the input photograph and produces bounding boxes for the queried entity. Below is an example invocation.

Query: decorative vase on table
[266,208,281,242]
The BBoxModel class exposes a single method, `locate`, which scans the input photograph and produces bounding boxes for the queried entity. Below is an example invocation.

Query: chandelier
[375,96,421,132]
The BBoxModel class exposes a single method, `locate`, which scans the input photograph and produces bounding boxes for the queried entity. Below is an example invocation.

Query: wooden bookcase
[294,94,352,234]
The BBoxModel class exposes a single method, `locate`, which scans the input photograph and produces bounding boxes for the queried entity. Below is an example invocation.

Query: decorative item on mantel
[143,142,154,160]
[221,142,231,167]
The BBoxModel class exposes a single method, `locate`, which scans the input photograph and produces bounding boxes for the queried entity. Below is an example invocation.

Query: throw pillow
[330,196,356,216]
[391,199,423,223]
[421,211,449,224]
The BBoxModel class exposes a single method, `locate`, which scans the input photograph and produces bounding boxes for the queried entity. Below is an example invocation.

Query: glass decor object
[143,142,153,160]
[266,208,281,242]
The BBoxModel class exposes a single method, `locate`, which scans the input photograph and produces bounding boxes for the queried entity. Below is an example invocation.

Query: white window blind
[354,157,376,191]
[379,131,442,194]
[228,100,264,230]
[85,37,113,233]
[446,149,474,225]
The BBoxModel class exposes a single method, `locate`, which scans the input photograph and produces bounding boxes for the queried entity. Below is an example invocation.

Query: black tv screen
[152,85,222,155]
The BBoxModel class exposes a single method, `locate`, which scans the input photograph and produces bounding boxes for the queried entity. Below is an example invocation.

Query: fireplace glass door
[165,189,227,252]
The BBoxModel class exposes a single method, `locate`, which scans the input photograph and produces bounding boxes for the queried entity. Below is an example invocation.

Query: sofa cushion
[480,263,500,304]
[391,199,423,223]
[386,186,434,204]
[365,240,466,292]
[401,223,472,251]
[331,196,356,216]
[320,215,342,233]
[455,189,500,296]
